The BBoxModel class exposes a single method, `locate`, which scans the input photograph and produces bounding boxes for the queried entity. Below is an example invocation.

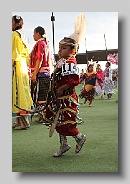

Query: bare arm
[31,59,42,82]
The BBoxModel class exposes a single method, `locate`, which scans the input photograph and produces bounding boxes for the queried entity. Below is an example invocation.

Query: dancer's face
[58,44,72,59]
[105,62,110,67]
[88,65,94,72]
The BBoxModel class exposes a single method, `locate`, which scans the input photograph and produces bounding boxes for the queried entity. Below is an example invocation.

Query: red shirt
[30,39,50,73]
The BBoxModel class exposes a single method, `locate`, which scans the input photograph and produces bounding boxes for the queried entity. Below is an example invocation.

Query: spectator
[12,15,33,130]
[29,26,51,122]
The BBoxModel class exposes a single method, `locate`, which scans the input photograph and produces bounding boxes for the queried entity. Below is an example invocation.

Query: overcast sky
[12,12,118,56]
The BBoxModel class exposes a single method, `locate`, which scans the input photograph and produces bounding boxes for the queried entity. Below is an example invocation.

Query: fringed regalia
[79,72,102,102]
[42,56,83,136]
[43,13,87,156]
[103,67,114,94]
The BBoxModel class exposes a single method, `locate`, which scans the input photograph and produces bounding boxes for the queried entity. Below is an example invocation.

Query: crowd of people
[12,14,118,157]
[79,61,118,105]
[12,14,88,157]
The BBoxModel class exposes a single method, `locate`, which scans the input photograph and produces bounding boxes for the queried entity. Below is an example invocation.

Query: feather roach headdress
[59,13,87,54]
[69,13,87,43]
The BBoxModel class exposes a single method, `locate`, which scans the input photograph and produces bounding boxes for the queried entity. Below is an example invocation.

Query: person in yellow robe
[12,15,33,130]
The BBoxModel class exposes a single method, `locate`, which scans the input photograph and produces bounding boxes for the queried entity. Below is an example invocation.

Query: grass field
[12,84,118,172]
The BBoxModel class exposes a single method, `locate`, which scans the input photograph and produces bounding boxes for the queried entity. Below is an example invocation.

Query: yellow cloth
[12,31,33,113]
[85,84,95,92]
[84,71,96,92]
[86,71,96,76]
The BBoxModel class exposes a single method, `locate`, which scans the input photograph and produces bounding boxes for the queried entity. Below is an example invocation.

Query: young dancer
[42,14,87,157]
[79,64,102,106]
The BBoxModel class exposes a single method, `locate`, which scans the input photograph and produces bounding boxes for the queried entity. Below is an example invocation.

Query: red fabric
[97,69,104,80]
[56,74,80,89]
[96,69,104,88]
[43,56,80,136]
[81,88,95,101]
[56,123,79,136]
[30,40,50,69]
[66,57,77,64]
[56,57,80,89]
[45,93,78,123]
[81,72,100,86]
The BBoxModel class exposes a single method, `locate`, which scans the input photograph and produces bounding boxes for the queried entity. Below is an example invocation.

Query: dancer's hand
[56,84,68,97]
[56,87,64,97]
[31,74,37,83]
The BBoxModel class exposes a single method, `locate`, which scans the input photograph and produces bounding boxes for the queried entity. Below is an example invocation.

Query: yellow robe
[12,31,33,114]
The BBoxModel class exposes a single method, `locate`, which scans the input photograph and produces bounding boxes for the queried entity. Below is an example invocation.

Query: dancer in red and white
[42,13,87,157]
[96,64,104,99]
[103,61,114,100]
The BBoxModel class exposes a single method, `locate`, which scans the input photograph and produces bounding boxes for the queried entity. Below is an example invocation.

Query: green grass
[12,84,118,172]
